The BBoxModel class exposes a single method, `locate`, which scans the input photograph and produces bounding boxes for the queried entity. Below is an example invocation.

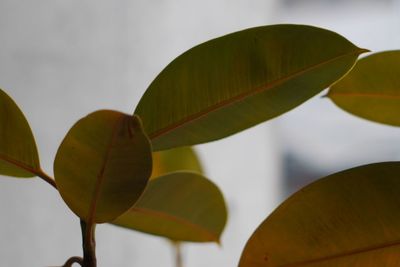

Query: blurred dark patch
[282,152,328,197]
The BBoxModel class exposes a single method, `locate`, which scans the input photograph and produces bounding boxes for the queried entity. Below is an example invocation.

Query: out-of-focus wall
[0,1,281,266]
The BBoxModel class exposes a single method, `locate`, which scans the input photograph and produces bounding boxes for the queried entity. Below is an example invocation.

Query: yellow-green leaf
[113,171,227,242]
[151,147,203,179]
[0,88,40,177]
[328,50,400,127]
[239,162,400,267]
[54,110,152,223]
[135,24,366,151]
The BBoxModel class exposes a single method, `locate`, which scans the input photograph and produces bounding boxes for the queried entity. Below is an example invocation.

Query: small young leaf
[328,50,400,127]
[135,24,367,151]
[0,89,40,177]
[239,162,400,267]
[151,147,203,179]
[113,172,227,243]
[54,110,152,223]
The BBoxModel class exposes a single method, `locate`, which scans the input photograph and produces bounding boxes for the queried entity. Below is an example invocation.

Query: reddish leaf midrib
[148,49,366,141]
[0,152,57,188]
[86,115,124,225]
[279,238,400,267]
[0,152,38,176]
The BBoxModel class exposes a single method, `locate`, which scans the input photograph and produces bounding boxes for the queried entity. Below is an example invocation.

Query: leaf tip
[358,48,371,55]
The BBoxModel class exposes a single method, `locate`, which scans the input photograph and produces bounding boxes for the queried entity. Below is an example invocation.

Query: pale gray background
[0,1,399,266]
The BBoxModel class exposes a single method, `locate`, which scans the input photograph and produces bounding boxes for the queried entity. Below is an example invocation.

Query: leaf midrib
[279,238,400,267]
[128,206,219,242]
[0,152,38,176]
[149,49,365,141]
[86,115,123,224]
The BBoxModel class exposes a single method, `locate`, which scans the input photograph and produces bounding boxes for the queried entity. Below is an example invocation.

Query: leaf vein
[280,239,400,267]
[149,49,365,141]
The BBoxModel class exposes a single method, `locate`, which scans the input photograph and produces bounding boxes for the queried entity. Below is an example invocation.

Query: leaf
[0,88,40,177]
[135,24,367,151]
[328,50,400,127]
[239,162,400,267]
[151,147,203,179]
[54,110,152,223]
[113,171,227,243]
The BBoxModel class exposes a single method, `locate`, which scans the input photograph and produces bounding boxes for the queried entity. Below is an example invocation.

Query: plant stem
[37,172,97,267]
[36,169,57,189]
[81,220,97,267]
[173,242,183,267]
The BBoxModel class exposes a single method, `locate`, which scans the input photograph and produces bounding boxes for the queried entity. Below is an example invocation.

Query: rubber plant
[0,89,227,267]
[113,146,227,267]
[4,24,399,266]
[239,50,400,266]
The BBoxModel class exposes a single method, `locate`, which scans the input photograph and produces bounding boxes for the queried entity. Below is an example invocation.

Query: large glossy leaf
[328,50,400,127]
[0,88,40,177]
[113,171,227,242]
[54,110,152,223]
[151,147,203,179]
[135,24,366,151]
[239,162,400,267]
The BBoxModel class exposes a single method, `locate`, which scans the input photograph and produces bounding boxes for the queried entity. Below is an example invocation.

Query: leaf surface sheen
[135,24,366,151]
[239,162,400,267]
[0,89,40,177]
[113,171,227,243]
[151,146,203,179]
[328,50,400,126]
[54,110,152,223]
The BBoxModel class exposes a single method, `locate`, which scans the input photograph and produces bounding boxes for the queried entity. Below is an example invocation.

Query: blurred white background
[0,1,399,266]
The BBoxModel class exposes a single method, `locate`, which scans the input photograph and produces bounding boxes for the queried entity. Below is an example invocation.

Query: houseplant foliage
[0,88,227,267]
[239,50,400,266]
[4,23,395,266]
[239,162,400,267]
[54,110,153,224]
[150,146,203,179]
[114,146,227,243]
[113,146,227,267]
[135,24,366,151]
[328,50,400,126]
[0,89,52,184]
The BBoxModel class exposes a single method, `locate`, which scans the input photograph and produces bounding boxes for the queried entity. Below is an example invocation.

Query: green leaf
[239,162,400,267]
[151,147,203,179]
[135,24,367,151]
[54,110,152,223]
[113,171,227,243]
[0,88,40,177]
[328,50,400,127]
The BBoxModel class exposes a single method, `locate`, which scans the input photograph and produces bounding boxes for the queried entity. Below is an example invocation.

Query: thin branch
[47,256,83,267]
[62,256,83,267]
